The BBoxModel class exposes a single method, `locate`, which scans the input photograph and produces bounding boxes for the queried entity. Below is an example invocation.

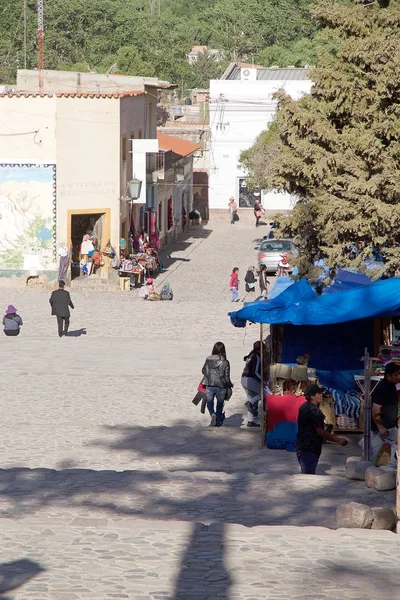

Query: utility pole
[37,0,44,93]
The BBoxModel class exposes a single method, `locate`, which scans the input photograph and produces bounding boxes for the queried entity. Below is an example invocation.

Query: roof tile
[157,132,201,157]
[0,91,146,99]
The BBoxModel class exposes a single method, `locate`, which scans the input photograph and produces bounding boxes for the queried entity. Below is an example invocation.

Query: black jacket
[245,270,256,293]
[202,355,232,389]
[49,289,74,318]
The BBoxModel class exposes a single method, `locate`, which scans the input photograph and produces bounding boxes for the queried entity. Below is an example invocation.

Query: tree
[116,46,155,77]
[241,0,400,280]
[189,50,229,88]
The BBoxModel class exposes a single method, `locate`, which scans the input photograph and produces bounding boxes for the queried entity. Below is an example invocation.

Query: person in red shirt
[229,267,239,302]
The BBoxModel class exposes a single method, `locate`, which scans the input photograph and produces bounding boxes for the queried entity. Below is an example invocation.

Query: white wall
[209,78,312,210]
[0,96,57,162]
[56,96,121,248]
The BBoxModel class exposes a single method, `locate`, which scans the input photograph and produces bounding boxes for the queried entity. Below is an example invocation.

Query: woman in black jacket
[242,266,257,303]
[202,341,233,427]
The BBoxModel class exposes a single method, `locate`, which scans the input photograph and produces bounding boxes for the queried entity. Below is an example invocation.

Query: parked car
[257,238,299,273]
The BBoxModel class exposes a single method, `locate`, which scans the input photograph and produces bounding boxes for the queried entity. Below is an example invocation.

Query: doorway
[68,209,110,280]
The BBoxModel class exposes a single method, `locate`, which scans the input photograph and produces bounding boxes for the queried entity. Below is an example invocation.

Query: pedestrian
[241,341,269,427]
[228,196,237,225]
[254,199,265,227]
[370,362,400,469]
[3,304,23,336]
[295,385,348,474]
[258,264,269,298]
[229,267,240,302]
[57,244,70,282]
[202,341,233,427]
[242,266,257,303]
[49,280,75,337]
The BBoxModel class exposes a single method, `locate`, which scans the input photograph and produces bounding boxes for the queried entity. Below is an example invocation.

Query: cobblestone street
[0,222,399,599]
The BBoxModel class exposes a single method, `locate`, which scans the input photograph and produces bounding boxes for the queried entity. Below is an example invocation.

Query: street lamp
[127,178,143,200]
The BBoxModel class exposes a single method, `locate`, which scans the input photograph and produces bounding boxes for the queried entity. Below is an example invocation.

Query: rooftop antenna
[37,0,44,94]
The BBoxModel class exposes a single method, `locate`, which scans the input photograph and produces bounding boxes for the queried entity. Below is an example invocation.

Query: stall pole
[363,347,372,462]
[397,422,400,534]
[260,323,266,449]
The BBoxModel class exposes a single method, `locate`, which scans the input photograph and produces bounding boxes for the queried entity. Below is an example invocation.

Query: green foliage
[241,0,400,281]
[0,216,53,269]
[116,47,155,77]
[0,0,320,87]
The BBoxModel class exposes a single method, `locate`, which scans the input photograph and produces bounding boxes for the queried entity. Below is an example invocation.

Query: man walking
[295,385,348,474]
[370,362,400,469]
[49,280,74,337]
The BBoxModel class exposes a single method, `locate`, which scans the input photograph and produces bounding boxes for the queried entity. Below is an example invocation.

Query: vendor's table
[354,374,382,396]
[119,270,143,289]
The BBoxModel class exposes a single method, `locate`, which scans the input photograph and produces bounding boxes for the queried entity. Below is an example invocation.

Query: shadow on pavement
[66,328,87,337]
[159,227,212,273]
[0,559,44,596]
[0,424,387,529]
[172,522,231,600]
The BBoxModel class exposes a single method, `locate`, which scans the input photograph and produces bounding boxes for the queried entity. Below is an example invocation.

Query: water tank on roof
[184,97,192,105]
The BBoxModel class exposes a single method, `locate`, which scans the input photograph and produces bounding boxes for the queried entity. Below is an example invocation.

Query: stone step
[71,276,119,292]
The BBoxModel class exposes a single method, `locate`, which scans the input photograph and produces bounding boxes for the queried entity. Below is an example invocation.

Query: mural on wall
[0,164,56,270]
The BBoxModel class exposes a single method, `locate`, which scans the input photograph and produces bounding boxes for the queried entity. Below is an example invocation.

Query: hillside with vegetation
[0,0,319,87]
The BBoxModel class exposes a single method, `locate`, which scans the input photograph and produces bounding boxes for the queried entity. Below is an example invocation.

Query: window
[238,177,262,208]
[122,136,127,162]
[260,241,292,253]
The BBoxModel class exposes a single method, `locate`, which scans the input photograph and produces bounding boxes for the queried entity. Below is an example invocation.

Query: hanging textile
[129,204,136,237]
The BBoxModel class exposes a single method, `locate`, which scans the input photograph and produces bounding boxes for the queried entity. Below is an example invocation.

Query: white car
[257,238,298,273]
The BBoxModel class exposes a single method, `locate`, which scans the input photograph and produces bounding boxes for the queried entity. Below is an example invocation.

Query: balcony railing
[146,152,165,174]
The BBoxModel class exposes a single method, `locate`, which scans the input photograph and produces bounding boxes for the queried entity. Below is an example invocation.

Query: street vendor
[370,361,400,469]
[295,385,348,474]
[139,278,160,300]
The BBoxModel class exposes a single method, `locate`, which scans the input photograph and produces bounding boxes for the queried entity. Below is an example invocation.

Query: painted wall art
[0,164,56,270]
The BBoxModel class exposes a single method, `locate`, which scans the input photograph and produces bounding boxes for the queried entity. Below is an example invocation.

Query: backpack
[160,282,173,301]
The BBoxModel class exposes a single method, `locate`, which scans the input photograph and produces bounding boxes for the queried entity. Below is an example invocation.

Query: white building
[209,65,312,216]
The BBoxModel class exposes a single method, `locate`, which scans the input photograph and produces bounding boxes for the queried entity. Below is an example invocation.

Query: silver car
[257,238,299,273]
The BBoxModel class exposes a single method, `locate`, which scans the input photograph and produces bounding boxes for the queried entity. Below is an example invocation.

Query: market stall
[118,250,160,290]
[230,272,400,449]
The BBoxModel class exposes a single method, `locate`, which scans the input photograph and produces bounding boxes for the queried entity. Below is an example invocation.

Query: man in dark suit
[49,280,74,337]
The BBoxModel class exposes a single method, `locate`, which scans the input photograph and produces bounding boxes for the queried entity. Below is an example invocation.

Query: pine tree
[242,0,400,280]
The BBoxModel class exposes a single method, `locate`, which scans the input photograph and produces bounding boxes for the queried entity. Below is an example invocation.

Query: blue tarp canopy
[230,275,400,327]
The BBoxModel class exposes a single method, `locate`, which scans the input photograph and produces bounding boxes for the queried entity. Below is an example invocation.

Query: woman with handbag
[242,266,257,303]
[202,341,233,427]
[254,199,265,227]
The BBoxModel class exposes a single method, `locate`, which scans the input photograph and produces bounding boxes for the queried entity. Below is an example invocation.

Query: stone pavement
[0,222,399,599]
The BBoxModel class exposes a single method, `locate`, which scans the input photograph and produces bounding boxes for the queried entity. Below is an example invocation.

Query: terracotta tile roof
[0,91,146,99]
[157,132,201,157]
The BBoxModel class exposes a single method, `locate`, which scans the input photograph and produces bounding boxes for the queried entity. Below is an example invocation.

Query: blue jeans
[230,212,235,224]
[296,451,319,474]
[231,287,239,302]
[206,386,226,426]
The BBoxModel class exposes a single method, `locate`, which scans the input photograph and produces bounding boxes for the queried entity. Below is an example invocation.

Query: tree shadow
[172,522,232,600]
[0,559,44,596]
[0,423,392,529]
